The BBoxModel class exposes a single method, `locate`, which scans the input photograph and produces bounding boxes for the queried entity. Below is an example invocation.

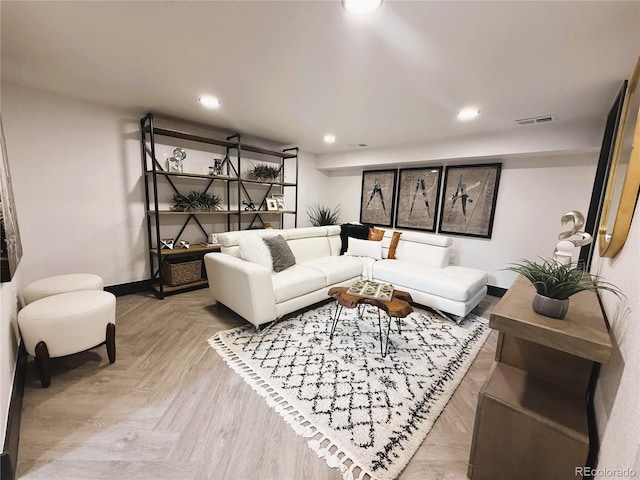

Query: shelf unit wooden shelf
[140,113,298,298]
[150,244,221,257]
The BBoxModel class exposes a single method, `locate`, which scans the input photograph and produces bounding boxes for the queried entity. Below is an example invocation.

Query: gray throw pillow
[263,235,296,272]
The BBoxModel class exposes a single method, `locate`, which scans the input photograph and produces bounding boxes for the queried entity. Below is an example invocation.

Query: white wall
[294,150,330,228]
[324,153,598,288]
[316,119,602,171]
[3,83,146,287]
[592,194,640,474]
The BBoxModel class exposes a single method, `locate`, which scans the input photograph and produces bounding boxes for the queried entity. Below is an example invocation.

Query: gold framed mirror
[598,57,640,257]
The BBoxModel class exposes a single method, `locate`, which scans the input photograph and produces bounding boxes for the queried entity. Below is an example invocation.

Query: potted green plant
[246,163,281,182]
[170,190,222,212]
[505,258,623,319]
[307,204,341,226]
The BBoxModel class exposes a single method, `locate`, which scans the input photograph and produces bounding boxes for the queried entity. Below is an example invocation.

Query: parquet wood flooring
[16,289,499,480]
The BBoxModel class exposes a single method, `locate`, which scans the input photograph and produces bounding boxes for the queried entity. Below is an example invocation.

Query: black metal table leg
[330,304,343,340]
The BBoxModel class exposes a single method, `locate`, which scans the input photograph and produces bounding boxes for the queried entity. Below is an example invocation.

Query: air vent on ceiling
[346,143,369,148]
[515,114,557,126]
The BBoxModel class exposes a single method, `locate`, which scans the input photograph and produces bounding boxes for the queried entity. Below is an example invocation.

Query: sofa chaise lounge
[204,226,487,327]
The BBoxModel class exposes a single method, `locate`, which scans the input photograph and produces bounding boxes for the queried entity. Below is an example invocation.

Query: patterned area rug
[208,302,489,480]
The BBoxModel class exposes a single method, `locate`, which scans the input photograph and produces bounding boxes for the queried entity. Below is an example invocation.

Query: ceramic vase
[532,294,569,320]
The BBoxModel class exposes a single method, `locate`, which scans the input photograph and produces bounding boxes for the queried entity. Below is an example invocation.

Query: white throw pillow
[238,234,273,269]
[345,237,383,260]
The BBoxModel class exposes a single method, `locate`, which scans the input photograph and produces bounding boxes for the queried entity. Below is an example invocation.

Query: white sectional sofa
[204,226,487,327]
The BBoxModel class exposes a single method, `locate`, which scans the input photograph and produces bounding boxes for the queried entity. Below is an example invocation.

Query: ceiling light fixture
[457,108,480,120]
[342,0,382,15]
[198,95,221,109]
[323,134,336,144]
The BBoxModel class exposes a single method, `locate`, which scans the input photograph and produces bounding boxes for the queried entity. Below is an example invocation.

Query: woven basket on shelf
[162,259,202,286]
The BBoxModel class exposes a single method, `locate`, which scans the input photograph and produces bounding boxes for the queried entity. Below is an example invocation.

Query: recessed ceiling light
[323,134,336,144]
[199,95,221,108]
[457,108,480,120]
[342,0,382,15]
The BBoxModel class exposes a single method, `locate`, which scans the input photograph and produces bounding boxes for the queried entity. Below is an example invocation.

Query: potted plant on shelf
[307,204,341,226]
[505,258,623,319]
[247,163,281,182]
[170,191,222,212]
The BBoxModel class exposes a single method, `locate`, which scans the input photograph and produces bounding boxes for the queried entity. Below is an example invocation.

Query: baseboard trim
[104,279,151,297]
[1,342,27,480]
[487,285,507,297]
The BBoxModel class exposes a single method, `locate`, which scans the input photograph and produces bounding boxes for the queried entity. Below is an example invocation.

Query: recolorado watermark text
[575,467,637,477]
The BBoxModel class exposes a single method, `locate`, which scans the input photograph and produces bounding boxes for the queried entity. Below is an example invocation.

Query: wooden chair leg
[106,323,116,364]
[34,341,52,388]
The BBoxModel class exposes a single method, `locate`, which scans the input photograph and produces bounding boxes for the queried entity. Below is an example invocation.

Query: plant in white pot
[505,258,623,319]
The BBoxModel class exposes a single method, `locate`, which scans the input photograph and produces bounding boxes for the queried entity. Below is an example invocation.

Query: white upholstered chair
[18,274,116,387]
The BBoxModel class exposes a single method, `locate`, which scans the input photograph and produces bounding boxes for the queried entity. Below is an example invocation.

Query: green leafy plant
[171,190,221,212]
[247,163,281,182]
[505,258,623,300]
[307,204,341,226]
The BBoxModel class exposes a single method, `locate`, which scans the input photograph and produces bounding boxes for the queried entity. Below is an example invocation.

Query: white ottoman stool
[18,290,116,388]
[23,273,104,305]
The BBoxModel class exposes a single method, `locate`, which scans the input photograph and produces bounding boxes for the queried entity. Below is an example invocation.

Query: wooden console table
[468,276,612,480]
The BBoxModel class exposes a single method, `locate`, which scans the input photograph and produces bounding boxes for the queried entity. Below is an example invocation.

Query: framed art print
[0,116,22,282]
[395,166,443,232]
[438,163,502,238]
[266,198,278,211]
[272,194,286,210]
[359,169,397,227]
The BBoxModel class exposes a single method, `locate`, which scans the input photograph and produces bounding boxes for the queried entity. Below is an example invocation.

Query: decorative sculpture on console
[553,211,592,264]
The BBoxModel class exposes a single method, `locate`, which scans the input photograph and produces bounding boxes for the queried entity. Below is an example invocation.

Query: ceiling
[2,1,639,155]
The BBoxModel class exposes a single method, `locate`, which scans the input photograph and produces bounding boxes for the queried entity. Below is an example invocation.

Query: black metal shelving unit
[225,133,298,230]
[140,113,298,298]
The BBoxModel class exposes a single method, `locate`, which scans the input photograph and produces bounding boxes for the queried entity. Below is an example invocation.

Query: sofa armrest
[204,253,277,327]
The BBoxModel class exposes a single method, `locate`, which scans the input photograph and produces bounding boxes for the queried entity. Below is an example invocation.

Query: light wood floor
[16,289,499,480]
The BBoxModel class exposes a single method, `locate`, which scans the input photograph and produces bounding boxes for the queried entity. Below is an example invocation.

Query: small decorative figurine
[553,211,592,264]
[179,240,190,249]
[243,200,256,211]
[167,148,186,173]
[161,239,174,250]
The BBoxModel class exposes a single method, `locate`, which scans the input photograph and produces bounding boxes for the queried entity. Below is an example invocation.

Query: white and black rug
[208,302,489,480]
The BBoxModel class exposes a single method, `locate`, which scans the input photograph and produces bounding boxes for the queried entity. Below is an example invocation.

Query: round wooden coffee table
[328,286,413,357]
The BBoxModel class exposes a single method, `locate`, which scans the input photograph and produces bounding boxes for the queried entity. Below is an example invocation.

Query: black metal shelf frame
[140,113,298,298]
[225,133,299,230]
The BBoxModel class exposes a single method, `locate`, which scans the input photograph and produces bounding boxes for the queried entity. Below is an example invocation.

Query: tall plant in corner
[307,204,341,226]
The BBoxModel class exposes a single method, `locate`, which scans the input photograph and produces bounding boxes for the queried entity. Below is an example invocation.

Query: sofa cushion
[288,236,332,263]
[372,260,487,302]
[346,237,383,260]
[263,235,296,272]
[392,232,451,268]
[219,228,285,247]
[301,256,363,285]
[340,223,370,254]
[388,231,402,259]
[283,226,328,240]
[368,227,385,241]
[239,234,273,270]
[272,264,327,303]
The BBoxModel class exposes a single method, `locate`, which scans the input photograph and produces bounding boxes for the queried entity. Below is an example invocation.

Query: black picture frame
[1,116,23,283]
[438,163,502,238]
[394,166,443,232]
[359,169,397,227]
